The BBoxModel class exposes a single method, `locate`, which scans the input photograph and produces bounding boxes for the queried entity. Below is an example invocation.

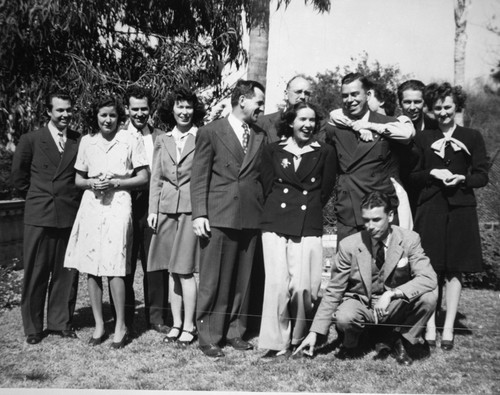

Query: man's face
[240,87,265,124]
[47,97,73,131]
[362,206,393,241]
[400,89,424,123]
[341,79,368,118]
[286,78,312,106]
[127,96,150,130]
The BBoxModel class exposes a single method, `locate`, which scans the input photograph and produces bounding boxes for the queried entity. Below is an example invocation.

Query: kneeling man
[295,192,437,365]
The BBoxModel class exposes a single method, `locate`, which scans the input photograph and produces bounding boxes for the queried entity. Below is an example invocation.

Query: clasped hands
[430,169,466,186]
[89,173,119,191]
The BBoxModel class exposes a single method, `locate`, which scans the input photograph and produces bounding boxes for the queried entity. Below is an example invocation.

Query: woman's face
[173,100,194,129]
[291,107,316,145]
[97,106,119,135]
[433,96,456,127]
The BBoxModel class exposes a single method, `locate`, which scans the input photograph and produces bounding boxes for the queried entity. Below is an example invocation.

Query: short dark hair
[397,79,425,105]
[45,89,73,110]
[424,82,467,112]
[124,85,153,109]
[372,83,397,117]
[360,191,393,214]
[341,73,373,92]
[88,95,127,133]
[230,79,265,107]
[278,102,322,139]
[157,86,206,129]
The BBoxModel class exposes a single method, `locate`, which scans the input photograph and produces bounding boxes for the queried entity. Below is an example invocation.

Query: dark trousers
[335,292,437,348]
[21,225,79,335]
[196,227,258,346]
[148,269,170,325]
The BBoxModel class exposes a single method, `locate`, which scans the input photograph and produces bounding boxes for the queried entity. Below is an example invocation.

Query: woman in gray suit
[147,87,206,345]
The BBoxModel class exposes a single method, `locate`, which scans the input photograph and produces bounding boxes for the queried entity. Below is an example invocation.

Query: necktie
[375,241,385,270]
[242,123,250,154]
[57,132,65,155]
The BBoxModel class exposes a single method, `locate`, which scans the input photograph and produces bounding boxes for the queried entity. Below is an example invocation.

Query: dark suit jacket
[310,225,437,335]
[11,127,81,228]
[191,117,267,229]
[260,140,336,237]
[325,111,402,227]
[256,111,282,143]
[410,126,489,207]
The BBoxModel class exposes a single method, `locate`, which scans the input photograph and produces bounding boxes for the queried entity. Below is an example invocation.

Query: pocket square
[396,257,408,268]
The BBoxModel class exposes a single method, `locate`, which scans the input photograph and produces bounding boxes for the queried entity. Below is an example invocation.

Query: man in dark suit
[325,73,412,243]
[397,80,439,215]
[191,79,266,358]
[11,89,81,344]
[256,74,313,143]
[295,192,437,365]
[122,86,167,334]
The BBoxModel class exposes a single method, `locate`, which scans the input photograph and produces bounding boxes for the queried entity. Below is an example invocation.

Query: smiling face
[240,87,265,124]
[172,100,194,130]
[362,206,393,241]
[127,96,150,131]
[97,105,119,136]
[433,96,456,128]
[401,89,425,123]
[341,79,369,118]
[47,97,73,131]
[291,107,316,146]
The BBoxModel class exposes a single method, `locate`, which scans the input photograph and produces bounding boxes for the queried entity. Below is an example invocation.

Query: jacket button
[281,203,286,208]
[311,177,316,182]
[278,178,283,183]
[303,190,308,195]
[283,188,289,193]
[301,205,306,210]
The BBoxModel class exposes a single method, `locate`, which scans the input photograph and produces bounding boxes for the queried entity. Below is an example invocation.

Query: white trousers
[258,231,323,351]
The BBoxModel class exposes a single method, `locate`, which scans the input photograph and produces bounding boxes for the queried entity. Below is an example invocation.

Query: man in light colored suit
[11,89,81,344]
[256,74,313,143]
[191,79,266,358]
[295,192,437,365]
[325,73,413,243]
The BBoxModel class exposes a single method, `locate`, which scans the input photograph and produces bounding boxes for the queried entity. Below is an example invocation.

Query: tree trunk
[454,0,471,125]
[247,1,270,86]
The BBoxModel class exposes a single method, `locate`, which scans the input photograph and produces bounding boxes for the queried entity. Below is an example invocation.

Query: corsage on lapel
[281,158,291,169]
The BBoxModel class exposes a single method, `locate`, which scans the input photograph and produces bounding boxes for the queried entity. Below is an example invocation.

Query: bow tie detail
[430,136,470,159]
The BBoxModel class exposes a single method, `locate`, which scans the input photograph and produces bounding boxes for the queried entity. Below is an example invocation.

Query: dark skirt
[414,190,483,274]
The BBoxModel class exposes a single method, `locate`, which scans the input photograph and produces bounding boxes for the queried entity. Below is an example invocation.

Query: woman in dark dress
[258,102,336,359]
[411,83,488,350]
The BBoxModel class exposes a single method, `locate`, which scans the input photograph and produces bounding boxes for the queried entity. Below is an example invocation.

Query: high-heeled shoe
[110,330,129,349]
[178,329,198,346]
[441,338,454,351]
[163,326,181,344]
[88,333,107,346]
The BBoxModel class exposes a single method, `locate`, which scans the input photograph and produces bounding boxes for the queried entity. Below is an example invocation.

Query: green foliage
[0,0,259,145]
[312,52,410,116]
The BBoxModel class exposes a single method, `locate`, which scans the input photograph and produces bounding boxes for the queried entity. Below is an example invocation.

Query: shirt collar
[372,228,392,252]
[167,125,198,137]
[127,121,151,136]
[279,136,320,156]
[47,121,67,137]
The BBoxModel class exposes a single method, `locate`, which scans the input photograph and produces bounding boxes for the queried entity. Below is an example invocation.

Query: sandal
[177,329,198,346]
[163,326,181,343]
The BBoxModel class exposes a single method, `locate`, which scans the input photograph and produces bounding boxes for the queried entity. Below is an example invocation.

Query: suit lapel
[240,126,264,174]
[356,232,374,297]
[217,119,245,163]
[383,228,404,282]
[54,130,79,178]
[295,147,320,181]
[162,133,179,163]
[345,112,381,171]
[39,127,62,167]
[275,146,301,183]
[179,133,196,163]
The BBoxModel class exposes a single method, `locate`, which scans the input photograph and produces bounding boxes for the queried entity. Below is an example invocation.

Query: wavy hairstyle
[424,82,467,112]
[278,102,322,139]
[157,86,206,129]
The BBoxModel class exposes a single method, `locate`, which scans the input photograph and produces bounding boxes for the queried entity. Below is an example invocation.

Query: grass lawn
[0,266,499,393]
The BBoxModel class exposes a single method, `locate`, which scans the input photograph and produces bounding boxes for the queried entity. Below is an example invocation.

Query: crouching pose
[295,192,437,365]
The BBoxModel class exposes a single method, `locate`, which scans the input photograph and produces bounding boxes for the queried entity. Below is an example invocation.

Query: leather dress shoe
[425,339,437,348]
[441,338,454,351]
[26,333,44,345]
[149,324,170,334]
[373,346,391,361]
[226,337,253,351]
[199,343,225,358]
[393,338,413,366]
[335,346,362,360]
[47,329,78,338]
[261,349,292,361]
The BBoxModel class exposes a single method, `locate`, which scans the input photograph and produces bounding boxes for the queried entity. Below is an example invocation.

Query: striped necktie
[57,132,65,155]
[242,123,250,154]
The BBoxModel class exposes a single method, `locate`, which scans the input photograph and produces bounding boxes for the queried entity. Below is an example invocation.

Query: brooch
[281,158,291,169]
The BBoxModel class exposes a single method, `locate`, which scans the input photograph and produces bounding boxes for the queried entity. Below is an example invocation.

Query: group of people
[11,71,488,366]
